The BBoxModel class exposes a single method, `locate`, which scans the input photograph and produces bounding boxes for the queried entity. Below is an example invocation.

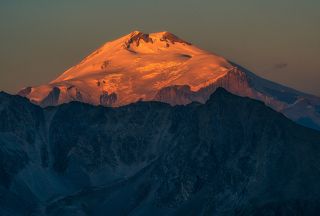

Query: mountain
[1,88,320,215]
[19,31,320,130]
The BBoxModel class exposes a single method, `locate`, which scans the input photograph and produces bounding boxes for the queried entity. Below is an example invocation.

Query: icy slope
[19,31,320,130]
[22,31,231,107]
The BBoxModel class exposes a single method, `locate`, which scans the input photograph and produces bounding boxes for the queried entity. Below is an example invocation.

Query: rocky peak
[124,31,153,48]
[158,31,192,45]
[123,31,191,49]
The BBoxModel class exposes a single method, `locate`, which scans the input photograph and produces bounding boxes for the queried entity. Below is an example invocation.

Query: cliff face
[154,67,255,105]
[1,88,320,215]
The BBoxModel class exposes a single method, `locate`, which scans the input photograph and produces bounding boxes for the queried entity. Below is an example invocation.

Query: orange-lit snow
[27,31,232,106]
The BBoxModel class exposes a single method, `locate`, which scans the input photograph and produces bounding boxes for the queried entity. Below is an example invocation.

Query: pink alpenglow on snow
[19,31,320,130]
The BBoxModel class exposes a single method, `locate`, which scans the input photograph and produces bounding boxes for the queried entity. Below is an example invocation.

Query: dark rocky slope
[0,88,320,215]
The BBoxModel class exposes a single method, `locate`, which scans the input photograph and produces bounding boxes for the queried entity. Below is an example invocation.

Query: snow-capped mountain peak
[27,31,231,107]
[19,31,320,130]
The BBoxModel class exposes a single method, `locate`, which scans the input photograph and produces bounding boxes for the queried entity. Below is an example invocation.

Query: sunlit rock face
[19,31,320,130]
[1,89,320,215]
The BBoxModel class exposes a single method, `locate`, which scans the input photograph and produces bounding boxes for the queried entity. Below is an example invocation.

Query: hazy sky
[1,0,319,95]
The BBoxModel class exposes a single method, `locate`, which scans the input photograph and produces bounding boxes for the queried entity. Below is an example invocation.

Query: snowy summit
[19,31,320,130]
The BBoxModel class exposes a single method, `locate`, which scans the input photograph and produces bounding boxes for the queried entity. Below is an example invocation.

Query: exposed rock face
[1,89,320,215]
[40,87,60,107]
[123,31,190,49]
[17,87,32,97]
[67,86,83,101]
[99,92,117,106]
[160,31,192,45]
[154,85,197,105]
[124,31,154,49]
[153,67,293,113]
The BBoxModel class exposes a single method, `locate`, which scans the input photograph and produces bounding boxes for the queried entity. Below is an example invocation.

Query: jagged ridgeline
[1,88,320,215]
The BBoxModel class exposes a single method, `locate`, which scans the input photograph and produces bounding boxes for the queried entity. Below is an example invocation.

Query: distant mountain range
[18,31,320,130]
[1,88,320,215]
